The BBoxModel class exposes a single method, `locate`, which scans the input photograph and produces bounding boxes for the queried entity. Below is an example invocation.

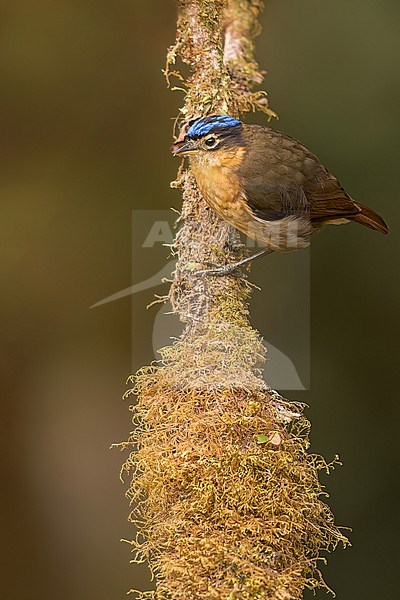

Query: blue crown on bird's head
[170,114,244,156]
[186,115,242,139]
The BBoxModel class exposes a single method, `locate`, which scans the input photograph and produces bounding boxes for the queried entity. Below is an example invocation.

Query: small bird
[171,115,388,274]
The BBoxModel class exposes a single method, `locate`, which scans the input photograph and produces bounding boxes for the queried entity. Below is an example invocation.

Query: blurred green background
[1,1,399,598]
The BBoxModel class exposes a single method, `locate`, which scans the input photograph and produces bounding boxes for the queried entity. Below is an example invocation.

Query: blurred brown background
[1,1,399,598]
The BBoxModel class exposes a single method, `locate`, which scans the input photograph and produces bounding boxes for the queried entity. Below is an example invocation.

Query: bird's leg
[197,248,274,276]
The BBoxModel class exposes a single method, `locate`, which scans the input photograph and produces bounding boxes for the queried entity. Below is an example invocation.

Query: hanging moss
[119,367,348,599]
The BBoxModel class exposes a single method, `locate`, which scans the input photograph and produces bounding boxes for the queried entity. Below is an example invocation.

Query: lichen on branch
[165,0,276,120]
[118,2,349,599]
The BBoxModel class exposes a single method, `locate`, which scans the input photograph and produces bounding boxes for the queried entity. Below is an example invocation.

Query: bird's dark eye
[205,136,218,148]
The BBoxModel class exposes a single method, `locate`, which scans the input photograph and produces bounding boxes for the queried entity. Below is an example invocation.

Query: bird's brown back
[238,124,363,224]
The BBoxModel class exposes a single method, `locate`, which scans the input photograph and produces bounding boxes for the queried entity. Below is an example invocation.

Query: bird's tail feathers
[350,202,389,234]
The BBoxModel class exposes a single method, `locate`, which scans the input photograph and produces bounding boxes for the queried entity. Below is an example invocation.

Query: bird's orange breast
[190,147,254,229]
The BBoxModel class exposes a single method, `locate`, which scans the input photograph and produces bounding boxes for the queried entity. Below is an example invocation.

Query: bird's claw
[196,263,244,277]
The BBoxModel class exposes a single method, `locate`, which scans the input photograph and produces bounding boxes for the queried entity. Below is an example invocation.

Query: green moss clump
[119,354,348,599]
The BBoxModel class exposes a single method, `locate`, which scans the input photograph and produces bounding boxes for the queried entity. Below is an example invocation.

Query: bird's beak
[170,140,198,156]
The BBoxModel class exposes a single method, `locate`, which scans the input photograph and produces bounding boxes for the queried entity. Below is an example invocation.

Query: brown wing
[240,125,358,220]
[240,125,322,218]
[240,124,388,233]
[306,176,361,223]
[306,176,389,233]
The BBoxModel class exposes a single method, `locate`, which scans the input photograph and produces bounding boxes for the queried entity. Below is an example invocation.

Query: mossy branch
[119,2,349,598]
